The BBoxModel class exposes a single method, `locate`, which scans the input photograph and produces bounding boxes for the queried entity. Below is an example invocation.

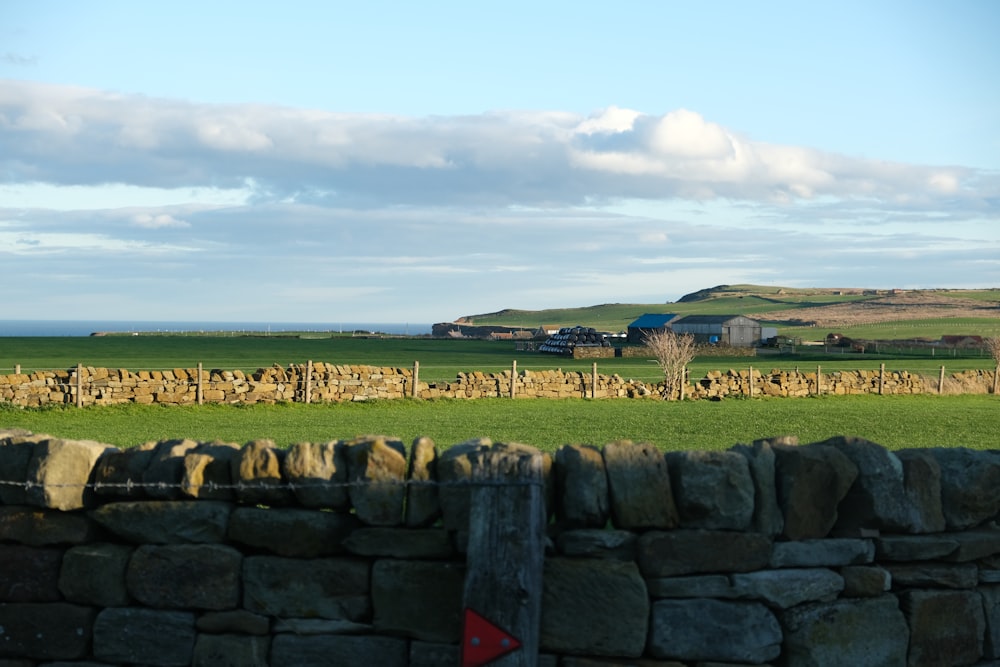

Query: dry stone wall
[4,428,1000,665]
[1,363,993,407]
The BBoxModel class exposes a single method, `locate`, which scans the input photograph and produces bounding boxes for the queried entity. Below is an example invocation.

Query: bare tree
[987,337,1000,395]
[644,330,696,400]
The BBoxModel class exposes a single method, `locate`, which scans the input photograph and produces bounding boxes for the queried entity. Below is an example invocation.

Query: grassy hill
[455,285,1000,341]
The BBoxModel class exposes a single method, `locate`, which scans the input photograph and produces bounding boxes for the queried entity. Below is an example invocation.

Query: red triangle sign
[461,608,522,667]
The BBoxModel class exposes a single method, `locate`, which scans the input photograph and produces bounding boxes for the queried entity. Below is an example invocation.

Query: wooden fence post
[511,360,517,398]
[76,363,83,408]
[305,360,313,404]
[816,365,822,395]
[14,364,19,375]
[749,366,754,398]
[592,362,597,399]
[462,448,545,667]
[939,365,946,395]
[412,361,419,398]
[994,365,999,396]
[197,362,204,405]
[879,363,885,396]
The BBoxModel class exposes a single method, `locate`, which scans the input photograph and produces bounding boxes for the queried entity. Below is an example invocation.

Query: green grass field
[2,336,995,384]
[2,394,995,454]
[2,314,997,454]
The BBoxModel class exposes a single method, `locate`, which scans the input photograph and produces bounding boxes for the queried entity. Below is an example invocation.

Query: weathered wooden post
[76,363,83,408]
[511,360,517,398]
[197,362,204,405]
[462,448,545,667]
[939,365,946,395]
[412,361,420,398]
[305,360,313,404]
[749,365,754,398]
[14,364,19,375]
[816,365,822,395]
[879,363,885,396]
[994,365,999,395]
[591,362,597,399]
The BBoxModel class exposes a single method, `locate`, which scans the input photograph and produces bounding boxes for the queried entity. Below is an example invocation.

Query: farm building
[626,313,679,344]
[670,315,764,347]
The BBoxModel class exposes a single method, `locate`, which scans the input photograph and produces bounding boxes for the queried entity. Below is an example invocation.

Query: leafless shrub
[644,330,696,400]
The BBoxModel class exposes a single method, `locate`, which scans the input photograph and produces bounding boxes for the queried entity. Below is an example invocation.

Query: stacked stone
[0,364,983,407]
[5,428,1000,664]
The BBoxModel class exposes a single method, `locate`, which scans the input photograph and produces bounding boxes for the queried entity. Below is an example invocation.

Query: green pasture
[1,336,995,385]
[2,394,996,453]
[1,336,995,382]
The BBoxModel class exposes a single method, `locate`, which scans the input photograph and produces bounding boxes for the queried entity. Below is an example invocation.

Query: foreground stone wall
[4,428,1000,665]
[1,363,994,406]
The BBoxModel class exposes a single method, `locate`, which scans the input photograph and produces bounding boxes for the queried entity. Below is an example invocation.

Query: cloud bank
[3,80,992,211]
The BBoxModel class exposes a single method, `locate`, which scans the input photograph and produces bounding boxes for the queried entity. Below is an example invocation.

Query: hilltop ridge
[450,285,1000,338]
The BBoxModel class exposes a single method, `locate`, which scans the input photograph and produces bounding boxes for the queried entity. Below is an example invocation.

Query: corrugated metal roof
[627,313,678,328]
[672,315,759,325]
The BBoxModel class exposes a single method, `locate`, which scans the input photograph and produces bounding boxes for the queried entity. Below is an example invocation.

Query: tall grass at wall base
[1,394,995,454]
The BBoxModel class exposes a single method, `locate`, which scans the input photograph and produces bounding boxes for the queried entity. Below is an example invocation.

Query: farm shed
[670,314,763,347]
[626,313,679,344]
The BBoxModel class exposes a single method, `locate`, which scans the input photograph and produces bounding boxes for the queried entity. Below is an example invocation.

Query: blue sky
[2,1,998,323]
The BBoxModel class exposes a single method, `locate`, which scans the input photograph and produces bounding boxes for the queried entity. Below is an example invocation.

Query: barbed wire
[0,477,545,492]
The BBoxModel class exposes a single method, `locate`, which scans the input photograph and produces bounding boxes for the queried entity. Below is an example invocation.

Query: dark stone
[371,559,465,642]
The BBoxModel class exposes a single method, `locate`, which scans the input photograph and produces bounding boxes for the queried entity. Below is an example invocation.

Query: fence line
[0,360,996,407]
[0,478,545,492]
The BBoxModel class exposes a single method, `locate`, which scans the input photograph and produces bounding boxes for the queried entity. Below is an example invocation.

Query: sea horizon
[0,320,435,337]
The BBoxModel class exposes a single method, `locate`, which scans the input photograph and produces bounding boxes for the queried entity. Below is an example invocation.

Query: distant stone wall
[4,430,1000,665]
[0,363,994,406]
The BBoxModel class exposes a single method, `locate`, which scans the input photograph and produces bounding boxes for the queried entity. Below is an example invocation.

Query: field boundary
[1,360,996,408]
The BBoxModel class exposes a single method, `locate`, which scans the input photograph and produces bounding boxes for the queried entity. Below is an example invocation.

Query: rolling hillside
[453,285,1000,341]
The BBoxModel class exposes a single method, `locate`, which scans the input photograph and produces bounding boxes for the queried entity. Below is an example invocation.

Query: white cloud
[2,79,995,212]
[131,213,189,228]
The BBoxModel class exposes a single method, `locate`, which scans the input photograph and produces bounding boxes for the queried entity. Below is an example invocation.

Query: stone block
[126,543,242,609]
[665,450,754,530]
[227,506,359,557]
[270,634,407,667]
[901,589,985,666]
[774,441,858,540]
[540,557,648,657]
[555,444,609,528]
[243,556,370,621]
[343,527,454,559]
[0,545,61,602]
[181,441,241,500]
[780,596,909,666]
[89,500,233,544]
[731,439,784,536]
[0,505,99,545]
[93,607,196,666]
[26,437,116,510]
[405,436,441,526]
[730,568,844,608]
[282,440,350,510]
[638,529,772,577]
[371,559,465,642]
[926,447,1000,530]
[141,438,200,500]
[0,602,95,660]
[192,634,270,667]
[647,599,781,663]
[343,435,408,525]
[231,439,293,506]
[603,440,678,530]
[58,542,132,606]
